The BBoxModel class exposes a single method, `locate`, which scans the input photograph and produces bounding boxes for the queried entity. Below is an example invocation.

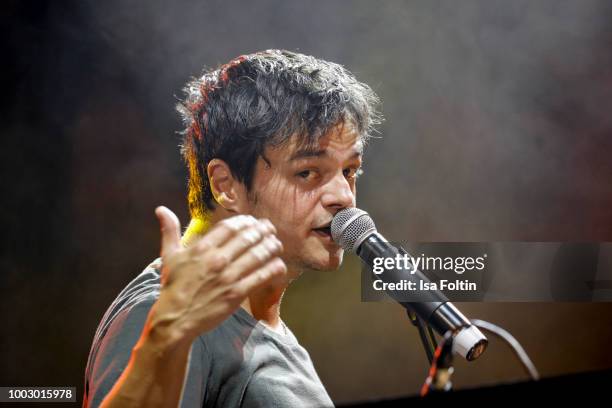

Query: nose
[321,171,356,212]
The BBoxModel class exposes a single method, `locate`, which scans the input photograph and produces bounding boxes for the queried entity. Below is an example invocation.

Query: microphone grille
[331,208,377,252]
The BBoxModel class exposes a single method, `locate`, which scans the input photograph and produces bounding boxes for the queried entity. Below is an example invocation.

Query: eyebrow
[288,145,364,162]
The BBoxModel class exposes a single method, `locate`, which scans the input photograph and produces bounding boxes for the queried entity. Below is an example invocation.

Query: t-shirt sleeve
[85,298,209,408]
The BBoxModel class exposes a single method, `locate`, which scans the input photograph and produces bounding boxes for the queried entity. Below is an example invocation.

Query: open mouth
[312,225,332,239]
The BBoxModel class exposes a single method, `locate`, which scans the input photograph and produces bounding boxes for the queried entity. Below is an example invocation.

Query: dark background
[2,0,612,405]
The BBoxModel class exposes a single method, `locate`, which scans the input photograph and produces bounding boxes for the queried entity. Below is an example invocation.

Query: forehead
[269,121,363,162]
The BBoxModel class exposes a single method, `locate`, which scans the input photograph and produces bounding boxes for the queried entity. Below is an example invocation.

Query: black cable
[415,316,436,364]
[406,309,436,364]
[427,324,438,350]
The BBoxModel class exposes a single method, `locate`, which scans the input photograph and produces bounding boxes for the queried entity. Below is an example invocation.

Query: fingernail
[262,219,275,232]
[266,235,280,250]
[273,236,283,250]
[274,258,286,271]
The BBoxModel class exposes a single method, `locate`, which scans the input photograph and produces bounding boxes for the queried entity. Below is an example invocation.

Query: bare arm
[98,206,286,408]
[99,306,194,408]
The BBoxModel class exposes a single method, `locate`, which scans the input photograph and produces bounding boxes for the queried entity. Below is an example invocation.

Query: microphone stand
[406,310,437,365]
[406,310,456,394]
[420,331,455,396]
[409,316,541,397]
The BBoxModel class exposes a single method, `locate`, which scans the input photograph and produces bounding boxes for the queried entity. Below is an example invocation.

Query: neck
[182,213,290,331]
[240,282,288,331]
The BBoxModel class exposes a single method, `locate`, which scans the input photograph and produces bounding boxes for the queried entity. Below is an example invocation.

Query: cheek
[273,199,317,235]
[258,182,319,223]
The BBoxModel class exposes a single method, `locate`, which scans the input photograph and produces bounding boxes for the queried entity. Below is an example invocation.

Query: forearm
[100,307,195,408]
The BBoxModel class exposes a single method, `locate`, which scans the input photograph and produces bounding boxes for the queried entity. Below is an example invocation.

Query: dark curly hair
[177,49,381,220]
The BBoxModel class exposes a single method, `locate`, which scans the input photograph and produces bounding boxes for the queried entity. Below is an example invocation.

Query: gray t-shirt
[83,259,334,408]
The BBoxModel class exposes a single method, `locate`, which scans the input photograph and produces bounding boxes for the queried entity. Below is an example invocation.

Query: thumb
[155,206,181,258]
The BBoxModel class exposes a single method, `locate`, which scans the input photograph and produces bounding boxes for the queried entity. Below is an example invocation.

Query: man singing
[83,49,381,407]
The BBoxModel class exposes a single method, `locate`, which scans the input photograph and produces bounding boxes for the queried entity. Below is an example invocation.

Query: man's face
[246,122,363,277]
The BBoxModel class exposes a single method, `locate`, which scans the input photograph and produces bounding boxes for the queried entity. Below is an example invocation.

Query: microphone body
[332,208,488,361]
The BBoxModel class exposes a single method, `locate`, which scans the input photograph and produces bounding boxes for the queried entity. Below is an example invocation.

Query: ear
[207,158,249,213]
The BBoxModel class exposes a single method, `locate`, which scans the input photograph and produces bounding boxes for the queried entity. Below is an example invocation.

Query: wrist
[137,305,195,359]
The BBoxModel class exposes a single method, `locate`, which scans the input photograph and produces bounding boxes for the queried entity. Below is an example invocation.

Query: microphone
[331,208,488,361]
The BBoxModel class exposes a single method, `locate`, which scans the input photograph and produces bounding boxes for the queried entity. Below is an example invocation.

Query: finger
[212,221,276,263]
[234,258,287,296]
[189,215,265,254]
[191,216,274,256]
[155,206,181,258]
[221,235,283,282]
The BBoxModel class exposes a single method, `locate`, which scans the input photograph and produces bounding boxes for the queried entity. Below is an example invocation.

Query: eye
[295,169,320,182]
[297,170,313,179]
[343,167,363,179]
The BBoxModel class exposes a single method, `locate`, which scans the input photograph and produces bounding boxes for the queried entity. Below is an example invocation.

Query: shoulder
[83,259,164,407]
[94,259,162,341]
[85,259,162,380]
